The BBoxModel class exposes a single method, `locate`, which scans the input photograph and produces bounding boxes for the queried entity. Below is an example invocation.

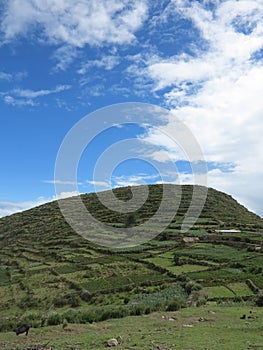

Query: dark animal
[13,324,30,336]
[240,314,246,319]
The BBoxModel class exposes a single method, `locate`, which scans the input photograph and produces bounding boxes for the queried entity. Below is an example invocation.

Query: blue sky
[0,0,263,218]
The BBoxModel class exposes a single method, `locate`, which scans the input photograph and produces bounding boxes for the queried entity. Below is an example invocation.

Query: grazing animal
[13,324,30,336]
[240,314,246,320]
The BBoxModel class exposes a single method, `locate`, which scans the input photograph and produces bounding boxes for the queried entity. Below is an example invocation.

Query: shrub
[130,305,145,316]
[196,297,207,307]
[62,319,68,329]
[80,290,92,302]
[123,297,129,304]
[53,293,81,308]
[63,309,79,323]
[255,295,263,307]
[166,300,184,311]
[0,319,17,332]
[47,313,62,326]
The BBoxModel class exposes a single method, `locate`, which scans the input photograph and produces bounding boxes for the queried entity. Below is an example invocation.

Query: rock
[183,324,193,328]
[106,338,118,347]
[208,310,216,314]
[168,316,177,321]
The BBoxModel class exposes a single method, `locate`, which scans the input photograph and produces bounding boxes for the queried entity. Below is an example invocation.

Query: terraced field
[0,184,263,337]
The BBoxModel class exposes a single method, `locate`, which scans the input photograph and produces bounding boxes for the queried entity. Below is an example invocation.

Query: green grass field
[1,306,262,350]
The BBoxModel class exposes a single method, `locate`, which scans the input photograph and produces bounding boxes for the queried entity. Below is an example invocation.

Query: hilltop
[0,185,262,243]
[0,184,263,333]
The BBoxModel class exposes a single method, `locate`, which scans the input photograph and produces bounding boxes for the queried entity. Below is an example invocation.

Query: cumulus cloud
[1,0,148,47]
[134,0,263,216]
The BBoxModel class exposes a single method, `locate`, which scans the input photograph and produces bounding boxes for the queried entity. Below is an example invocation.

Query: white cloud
[12,85,71,98]
[52,46,80,71]
[2,84,71,106]
[0,191,81,218]
[112,174,161,188]
[44,180,83,185]
[55,191,80,199]
[207,167,263,217]
[78,55,120,75]
[148,57,215,90]
[0,71,12,81]
[0,197,50,217]
[138,127,187,162]
[0,70,28,82]
[134,0,263,216]
[1,0,148,47]
[3,95,36,106]
[87,180,111,188]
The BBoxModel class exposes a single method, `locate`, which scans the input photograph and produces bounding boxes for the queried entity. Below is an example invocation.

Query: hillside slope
[0,184,262,330]
[0,185,262,245]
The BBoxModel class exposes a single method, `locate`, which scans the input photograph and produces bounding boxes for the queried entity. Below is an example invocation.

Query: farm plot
[202,285,235,299]
[177,243,253,262]
[145,256,209,274]
[200,282,255,300]
[227,282,254,297]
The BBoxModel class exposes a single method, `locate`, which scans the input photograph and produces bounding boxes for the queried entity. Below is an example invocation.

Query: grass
[178,243,254,262]
[227,282,255,297]
[202,285,235,299]
[0,306,263,350]
[145,256,209,274]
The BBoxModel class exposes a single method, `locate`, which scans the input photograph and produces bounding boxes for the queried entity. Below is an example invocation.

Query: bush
[62,319,68,329]
[123,297,129,304]
[80,290,92,302]
[77,310,97,323]
[99,307,128,321]
[0,319,17,332]
[185,281,202,294]
[255,295,263,307]
[47,313,62,326]
[196,297,207,307]
[130,305,145,316]
[53,293,81,308]
[166,300,184,311]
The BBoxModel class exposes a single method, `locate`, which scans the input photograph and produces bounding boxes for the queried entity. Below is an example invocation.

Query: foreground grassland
[0,305,263,350]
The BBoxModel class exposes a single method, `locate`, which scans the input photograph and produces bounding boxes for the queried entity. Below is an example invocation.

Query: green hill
[0,184,262,332]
